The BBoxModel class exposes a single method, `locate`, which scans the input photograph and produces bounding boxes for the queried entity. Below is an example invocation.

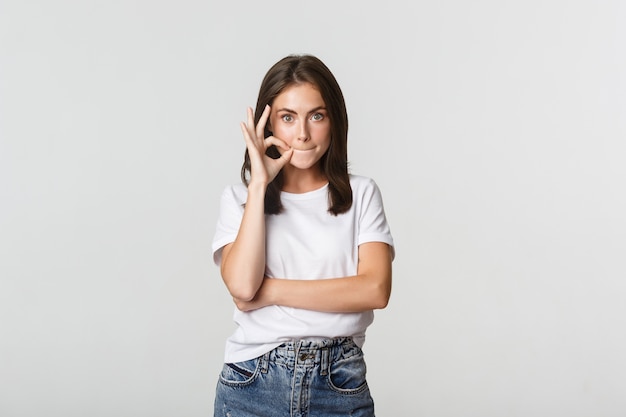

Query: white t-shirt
[212,175,394,363]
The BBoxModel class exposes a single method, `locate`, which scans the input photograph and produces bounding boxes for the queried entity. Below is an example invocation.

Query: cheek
[271,124,293,141]
[311,124,331,144]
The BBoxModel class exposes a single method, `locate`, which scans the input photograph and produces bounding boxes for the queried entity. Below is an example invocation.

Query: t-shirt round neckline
[280,183,329,200]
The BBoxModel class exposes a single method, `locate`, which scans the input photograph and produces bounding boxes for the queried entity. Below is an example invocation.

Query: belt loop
[320,348,329,376]
[260,351,270,374]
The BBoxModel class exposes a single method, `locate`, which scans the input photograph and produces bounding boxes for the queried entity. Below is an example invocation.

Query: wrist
[264,277,278,306]
[246,181,268,194]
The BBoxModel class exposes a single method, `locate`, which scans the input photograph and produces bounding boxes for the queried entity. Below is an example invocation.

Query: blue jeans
[214,337,375,417]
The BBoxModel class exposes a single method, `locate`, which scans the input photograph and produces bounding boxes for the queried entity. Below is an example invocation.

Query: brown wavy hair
[241,54,352,215]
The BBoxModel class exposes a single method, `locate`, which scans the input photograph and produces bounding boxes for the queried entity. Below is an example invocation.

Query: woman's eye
[281,114,293,122]
[311,113,324,121]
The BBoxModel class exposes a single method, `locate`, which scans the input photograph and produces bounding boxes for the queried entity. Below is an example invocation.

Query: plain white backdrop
[1,1,625,416]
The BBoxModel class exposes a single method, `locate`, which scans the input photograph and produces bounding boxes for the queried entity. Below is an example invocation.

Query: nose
[297,119,310,142]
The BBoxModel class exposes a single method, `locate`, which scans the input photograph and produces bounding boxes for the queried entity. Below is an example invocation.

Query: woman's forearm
[268,274,390,313]
[220,182,268,301]
[235,242,393,312]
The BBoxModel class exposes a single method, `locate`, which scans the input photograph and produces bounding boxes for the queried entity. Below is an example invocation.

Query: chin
[287,151,321,170]
[288,159,318,170]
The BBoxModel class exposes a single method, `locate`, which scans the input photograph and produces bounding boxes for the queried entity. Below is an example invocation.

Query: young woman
[212,54,394,417]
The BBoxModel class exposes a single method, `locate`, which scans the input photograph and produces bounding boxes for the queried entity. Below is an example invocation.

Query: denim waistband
[259,337,360,374]
[277,337,354,351]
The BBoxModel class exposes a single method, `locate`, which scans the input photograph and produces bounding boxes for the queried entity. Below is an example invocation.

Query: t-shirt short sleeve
[356,177,395,260]
[212,185,246,266]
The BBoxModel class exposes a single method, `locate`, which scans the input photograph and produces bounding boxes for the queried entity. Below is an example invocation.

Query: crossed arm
[222,238,393,313]
[219,182,393,313]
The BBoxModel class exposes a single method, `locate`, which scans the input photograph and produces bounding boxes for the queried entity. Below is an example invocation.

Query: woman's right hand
[241,105,293,187]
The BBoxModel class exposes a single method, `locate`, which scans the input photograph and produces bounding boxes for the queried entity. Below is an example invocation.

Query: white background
[1,1,625,416]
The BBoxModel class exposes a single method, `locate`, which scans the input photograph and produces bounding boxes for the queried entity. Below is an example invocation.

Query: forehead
[274,83,325,109]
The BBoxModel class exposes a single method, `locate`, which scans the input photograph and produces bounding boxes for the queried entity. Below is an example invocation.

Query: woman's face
[269,82,331,171]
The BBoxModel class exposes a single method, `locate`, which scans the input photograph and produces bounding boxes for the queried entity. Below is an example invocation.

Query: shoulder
[349,174,377,187]
[348,174,389,212]
[219,183,248,205]
[349,174,382,195]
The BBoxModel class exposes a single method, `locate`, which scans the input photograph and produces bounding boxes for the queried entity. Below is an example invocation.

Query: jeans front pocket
[327,350,369,395]
[218,358,260,387]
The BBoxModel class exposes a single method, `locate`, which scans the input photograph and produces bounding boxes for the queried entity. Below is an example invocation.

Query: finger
[280,147,294,162]
[256,104,271,139]
[274,148,294,169]
[264,136,291,152]
[240,121,255,149]
[245,107,256,140]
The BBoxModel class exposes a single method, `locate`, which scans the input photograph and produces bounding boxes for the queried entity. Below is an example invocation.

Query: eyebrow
[276,106,327,115]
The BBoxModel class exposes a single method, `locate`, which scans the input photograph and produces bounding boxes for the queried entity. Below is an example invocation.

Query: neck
[281,165,327,194]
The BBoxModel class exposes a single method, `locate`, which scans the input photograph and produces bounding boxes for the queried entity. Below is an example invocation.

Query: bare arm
[234,241,393,313]
[221,106,292,301]
[219,183,267,301]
